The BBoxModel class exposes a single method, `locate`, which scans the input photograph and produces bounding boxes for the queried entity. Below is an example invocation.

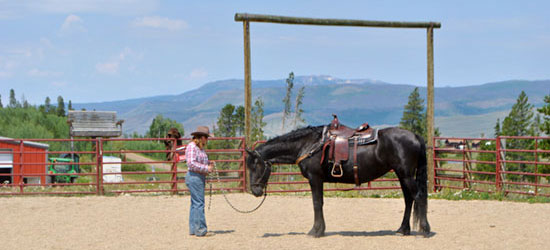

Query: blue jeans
[185,171,207,236]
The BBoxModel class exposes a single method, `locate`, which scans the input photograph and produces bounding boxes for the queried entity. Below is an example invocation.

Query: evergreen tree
[281,72,294,132]
[0,94,3,108]
[538,94,550,136]
[293,86,305,128]
[400,87,424,136]
[9,89,17,108]
[20,94,28,108]
[56,96,66,117]
[501,91,534,137]
[146,114,184,141]
[251,97,266,142]
[68,100,73,111]
[399,87,439,140]
[44,97,52,114]
[234,105,245,136]
[215,104,236,137]
[537,94,550,159]
[500,91,535,181]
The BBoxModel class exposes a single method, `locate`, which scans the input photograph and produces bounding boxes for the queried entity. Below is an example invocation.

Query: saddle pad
[350,128,379,145]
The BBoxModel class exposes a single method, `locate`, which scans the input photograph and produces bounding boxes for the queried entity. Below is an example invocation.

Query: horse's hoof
[307,229,325,238]
[419,226,431,237]
[396,227,410,236]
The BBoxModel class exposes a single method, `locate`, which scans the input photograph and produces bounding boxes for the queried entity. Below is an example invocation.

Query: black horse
[245,125,430,237]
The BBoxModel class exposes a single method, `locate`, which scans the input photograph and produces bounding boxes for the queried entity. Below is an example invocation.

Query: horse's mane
[265,125,325,145]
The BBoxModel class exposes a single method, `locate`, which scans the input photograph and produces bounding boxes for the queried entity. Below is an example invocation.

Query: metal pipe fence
[434,136,550,197]
[3,135,549,197]
[0,137,246,196]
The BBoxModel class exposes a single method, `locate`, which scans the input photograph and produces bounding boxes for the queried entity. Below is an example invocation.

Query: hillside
[73,76,549,138]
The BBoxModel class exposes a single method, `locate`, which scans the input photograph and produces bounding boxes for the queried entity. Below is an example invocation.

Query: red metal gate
[434,136,550,196]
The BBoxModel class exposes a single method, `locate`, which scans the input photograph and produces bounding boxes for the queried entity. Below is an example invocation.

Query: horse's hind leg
[396,176,417,235]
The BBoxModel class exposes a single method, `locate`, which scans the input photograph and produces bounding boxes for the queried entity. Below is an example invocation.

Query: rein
[207,161,268,214]
[295,126,328,165]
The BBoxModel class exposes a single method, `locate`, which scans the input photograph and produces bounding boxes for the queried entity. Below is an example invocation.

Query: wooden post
[243,20,252,146]
[426,25,435,192]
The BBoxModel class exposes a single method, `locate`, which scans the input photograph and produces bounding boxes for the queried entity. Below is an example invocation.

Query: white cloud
[96,61,119,74]
[95,47,138,74]
[60,14,85,33]
[20,0,158,15]
[188,68,208,79]
[28,69,62,77]
[133,16,187,30]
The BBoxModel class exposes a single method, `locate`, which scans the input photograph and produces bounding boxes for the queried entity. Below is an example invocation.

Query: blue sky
[0,0,549,105]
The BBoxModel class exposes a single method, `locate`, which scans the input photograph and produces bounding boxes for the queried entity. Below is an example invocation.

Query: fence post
[95,138,104,195]
[535,138,539,196]
[242,138,247,192]
[432,136,437,192]
[19,141,24,194]
[171,138,178,195]
[495,137,501,192]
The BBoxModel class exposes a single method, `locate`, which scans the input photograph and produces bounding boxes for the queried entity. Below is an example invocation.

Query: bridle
[249,150,272,190]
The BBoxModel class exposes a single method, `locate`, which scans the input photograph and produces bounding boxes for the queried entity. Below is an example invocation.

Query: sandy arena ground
[1,194,549,250]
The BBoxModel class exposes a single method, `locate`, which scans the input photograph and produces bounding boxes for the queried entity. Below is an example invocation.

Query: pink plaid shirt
[185,141,210,174]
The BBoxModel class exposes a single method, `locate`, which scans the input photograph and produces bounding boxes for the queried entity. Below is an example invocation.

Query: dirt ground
[1,194,549,250]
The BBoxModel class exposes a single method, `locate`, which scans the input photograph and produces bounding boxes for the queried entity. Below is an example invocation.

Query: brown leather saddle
[320,114,378,186]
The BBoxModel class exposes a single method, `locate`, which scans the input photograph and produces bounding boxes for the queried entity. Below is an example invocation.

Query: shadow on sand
[262,230,436,238]
[210,230,235,235]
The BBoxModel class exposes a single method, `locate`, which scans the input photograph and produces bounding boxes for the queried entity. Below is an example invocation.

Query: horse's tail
[413,134,430,234]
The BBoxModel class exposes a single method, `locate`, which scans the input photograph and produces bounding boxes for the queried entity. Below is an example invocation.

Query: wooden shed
[0,137,49,184]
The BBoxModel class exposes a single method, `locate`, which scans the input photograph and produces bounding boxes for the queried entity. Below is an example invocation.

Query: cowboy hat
[191,126,213,138]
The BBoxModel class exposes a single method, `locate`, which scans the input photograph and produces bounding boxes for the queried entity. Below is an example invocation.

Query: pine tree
[281,72,294,132]
[68,100,73,111]
[538,94,550,136]
[234,106,245,136]
[400,87,424,136]
[146,114,183,141]
[537,94,550,159]
[215,104,236,137]
[44,97,52,114]
[9,89,17,108]
[501,91,534,137]
[500,91,535,181]
[0,94,3,108]
[251,97,266,142]
[293,86,305,128]
[56,96,66,117]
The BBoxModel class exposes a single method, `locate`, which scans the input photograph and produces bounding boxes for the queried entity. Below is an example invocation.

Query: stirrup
[331,162,343,177]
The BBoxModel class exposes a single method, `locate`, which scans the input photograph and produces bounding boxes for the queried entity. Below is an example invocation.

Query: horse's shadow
[210,230,235,235]
[262,230,436,238]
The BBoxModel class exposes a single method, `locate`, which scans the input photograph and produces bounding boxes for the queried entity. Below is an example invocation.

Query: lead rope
[207,163,267,213]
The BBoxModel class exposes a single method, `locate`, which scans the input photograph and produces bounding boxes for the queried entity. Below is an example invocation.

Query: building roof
[0,136,50,149]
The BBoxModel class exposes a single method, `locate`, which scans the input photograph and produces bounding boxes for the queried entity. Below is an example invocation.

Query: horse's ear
[245,148,254,157]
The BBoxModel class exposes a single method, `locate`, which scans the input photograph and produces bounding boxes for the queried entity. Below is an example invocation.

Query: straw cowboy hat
[191,126,213,138]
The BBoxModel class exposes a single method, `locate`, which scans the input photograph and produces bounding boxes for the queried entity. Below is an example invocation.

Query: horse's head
[164,128,182,160]
[245,148,271,197]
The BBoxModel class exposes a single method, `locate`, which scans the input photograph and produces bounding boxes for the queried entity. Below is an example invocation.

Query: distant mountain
[73,76,549,138]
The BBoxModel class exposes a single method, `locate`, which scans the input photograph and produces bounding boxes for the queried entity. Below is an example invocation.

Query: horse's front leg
[307,177,325,237]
